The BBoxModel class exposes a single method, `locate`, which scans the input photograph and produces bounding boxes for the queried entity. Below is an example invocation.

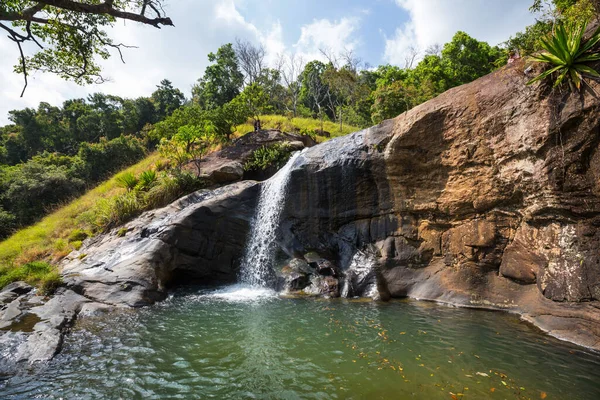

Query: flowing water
[240,152,302,287]
[1,286,599,399]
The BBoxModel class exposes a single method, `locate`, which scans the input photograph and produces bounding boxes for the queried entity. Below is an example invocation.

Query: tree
[158,123,217,171]
[280,53,305,117]
[371,81,415,123]
[192,44,244,109]
[234,38,266,86]
[232,83,272,125]
[151,79,185,120]
[441,31,506,88]
[0,0,173,96]
[300,61,330,131]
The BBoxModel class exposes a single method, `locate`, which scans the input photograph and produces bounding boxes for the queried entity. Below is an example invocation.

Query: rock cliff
[3,60,600,367]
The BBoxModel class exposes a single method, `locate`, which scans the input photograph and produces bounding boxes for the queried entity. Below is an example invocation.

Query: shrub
[116,172,139,191]
[68,228,89,242]
[0,261,57,291]
[137,170,158,191]
[528,20,600,90]
[39,271,62,295]
[244,143,293,172]
[93,191,144,231]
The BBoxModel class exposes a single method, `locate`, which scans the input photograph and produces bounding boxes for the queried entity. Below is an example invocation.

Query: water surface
[2,286,599,399]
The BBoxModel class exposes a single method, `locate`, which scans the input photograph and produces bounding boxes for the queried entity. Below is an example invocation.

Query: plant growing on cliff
[244,143,293,172]
[527,20,600,90]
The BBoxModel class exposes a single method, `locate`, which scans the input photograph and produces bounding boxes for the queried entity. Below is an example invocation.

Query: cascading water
[239,151,302,287]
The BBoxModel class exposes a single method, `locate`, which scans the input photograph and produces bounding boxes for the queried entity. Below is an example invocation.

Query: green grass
[234,115,360,142]
[0,261,62,295]
[0,153,163,277]
[0,115,360,291]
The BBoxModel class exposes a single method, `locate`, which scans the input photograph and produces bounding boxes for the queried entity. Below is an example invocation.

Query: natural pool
[1,286,600,399]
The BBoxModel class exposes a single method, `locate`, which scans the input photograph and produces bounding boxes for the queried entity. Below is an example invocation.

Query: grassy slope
[0,116,361,289]
[0,153,162,269]
[235,115,360,141]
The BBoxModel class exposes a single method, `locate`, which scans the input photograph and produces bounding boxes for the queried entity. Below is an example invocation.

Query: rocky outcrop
[270,59,600,349]
[61,181,259,307]
[5,58,600,367]
[187,129,315,183]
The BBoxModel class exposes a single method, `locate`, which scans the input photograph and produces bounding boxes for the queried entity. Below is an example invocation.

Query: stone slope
[4,59,600,368]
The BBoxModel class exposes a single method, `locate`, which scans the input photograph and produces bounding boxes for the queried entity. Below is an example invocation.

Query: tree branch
[34,0,174,27]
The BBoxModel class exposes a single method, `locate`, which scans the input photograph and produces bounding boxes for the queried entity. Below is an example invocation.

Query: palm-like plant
[527,20,600,90]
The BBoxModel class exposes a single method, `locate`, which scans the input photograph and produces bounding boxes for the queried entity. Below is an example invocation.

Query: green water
[1,286,599,399]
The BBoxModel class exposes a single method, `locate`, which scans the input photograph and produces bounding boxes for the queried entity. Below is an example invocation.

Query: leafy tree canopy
[0,0,173,96]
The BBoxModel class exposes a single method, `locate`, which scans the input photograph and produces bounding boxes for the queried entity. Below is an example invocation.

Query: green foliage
[244,143,293,172]
[1,1,172,90]
[67,228,89,243]
[158,123,217,170]
[137,170,158,191]
[232,83,273,121]
[0,261,60,293]
[38,271,62,295]
[192,44,244,109]
[440,31,507,88]
[115,172,139,191]
[92,191,144,231]
[505,21,554,56]
[0,205,16,238]
[371,81,415,124]
[151,79,185,121]
[527,20,600,90]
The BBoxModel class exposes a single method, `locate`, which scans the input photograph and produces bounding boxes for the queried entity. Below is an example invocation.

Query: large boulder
[61,181,259,307]
[187,130,316,184]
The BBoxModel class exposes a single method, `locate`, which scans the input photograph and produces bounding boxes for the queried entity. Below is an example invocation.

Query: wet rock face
[61,181,260,307]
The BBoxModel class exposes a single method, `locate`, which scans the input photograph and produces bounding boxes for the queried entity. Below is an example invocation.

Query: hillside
[0,117,358,291]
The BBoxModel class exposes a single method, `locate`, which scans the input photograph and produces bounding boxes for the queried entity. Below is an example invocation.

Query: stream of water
[1,287,599,399]
[239,151,301,287]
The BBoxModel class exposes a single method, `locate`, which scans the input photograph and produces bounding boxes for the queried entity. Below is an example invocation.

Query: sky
[0,0,538,125]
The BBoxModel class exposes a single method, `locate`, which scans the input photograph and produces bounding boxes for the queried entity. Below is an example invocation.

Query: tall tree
[0,0,173,96]
[192,44,244,109]
[151,79,185,120]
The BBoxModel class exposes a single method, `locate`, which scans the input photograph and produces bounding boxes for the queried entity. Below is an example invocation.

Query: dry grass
[235,115,360,142]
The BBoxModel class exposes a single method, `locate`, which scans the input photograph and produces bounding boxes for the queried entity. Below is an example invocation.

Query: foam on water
[197,285,278,302]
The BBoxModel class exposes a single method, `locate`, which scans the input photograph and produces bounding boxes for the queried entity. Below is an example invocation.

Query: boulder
[188,130,316,184]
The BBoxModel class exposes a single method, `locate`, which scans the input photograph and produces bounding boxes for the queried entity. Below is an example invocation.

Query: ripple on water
[1,287,600,399]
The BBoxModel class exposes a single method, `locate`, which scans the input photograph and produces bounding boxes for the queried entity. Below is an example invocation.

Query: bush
[39,271,62,295]
[78,136,146,182]
[137,170,158,191]
[68,228,89,242]
[244,143,293,172]
[116,172,139,191]
[93,191,144,231]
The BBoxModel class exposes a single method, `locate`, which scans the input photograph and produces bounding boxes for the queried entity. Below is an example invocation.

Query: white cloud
[294,17,360,62]
[0,0,279,124]
[384,0,536,65]
[0,1,361,124]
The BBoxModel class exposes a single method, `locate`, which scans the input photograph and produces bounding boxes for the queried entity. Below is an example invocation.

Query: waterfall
[239,151,301,287]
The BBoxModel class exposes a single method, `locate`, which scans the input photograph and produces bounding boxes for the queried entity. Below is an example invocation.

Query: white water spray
[239,151,302,287]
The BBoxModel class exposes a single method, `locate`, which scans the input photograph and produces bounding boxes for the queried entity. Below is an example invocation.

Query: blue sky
[0,0,538,124]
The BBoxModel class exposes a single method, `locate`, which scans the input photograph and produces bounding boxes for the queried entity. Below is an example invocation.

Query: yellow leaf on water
[540,392,547,399]
[490,388,496,393]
